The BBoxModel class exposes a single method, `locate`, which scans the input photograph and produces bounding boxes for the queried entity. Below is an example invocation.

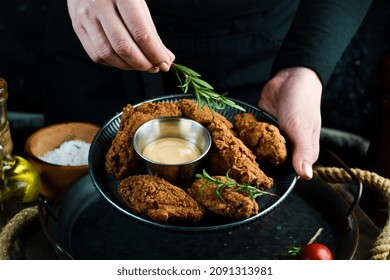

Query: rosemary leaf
[280,246,301,259]
[192,77,214,90]
[196,169,214,181]
[172,63,201,77]
[195,169,278,201]
[171,63,246,113]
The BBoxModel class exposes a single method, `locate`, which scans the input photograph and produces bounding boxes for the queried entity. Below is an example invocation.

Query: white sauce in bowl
[142,137,201,164]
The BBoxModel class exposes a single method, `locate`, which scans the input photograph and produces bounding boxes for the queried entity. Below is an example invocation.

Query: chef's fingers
[75,20,138,70]
[116,0,175,71]
[67,0,174,71]
[135,0,176,65]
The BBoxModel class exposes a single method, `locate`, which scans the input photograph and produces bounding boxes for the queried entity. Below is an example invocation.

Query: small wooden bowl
[24,122,100,199]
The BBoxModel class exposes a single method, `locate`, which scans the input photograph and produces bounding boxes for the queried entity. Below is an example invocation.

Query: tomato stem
[307,227,324,244]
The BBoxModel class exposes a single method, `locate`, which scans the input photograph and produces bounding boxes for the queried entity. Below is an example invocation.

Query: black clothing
[43,0,372,125]
[272,0,372,85]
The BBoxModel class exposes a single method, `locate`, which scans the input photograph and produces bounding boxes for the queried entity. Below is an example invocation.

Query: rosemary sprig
[280,246,301,259]
[195,169,278,201]
[171,63,245,112]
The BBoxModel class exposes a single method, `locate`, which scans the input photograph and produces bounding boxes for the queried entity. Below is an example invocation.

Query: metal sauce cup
[133,117,211,187]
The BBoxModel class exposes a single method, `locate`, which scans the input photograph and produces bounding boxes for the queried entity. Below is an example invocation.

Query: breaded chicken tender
[180,98,234,131]
[118,174,205,224]
[207,118,273,189]
[188,176,259,220]
[234,113,287,168]
[105,102,182,179]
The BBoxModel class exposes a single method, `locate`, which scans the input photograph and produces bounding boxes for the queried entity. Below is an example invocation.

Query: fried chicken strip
[105,101,182,179]
[187,176,259,220]
[234,113,287,168]
[179,98,234,131]
[118,174,205,224]
[207,118,273,189]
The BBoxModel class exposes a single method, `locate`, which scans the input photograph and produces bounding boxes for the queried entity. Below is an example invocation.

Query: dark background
[1,0,390,159]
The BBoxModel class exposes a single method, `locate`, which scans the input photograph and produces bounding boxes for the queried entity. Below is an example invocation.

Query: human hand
[67,0,175,72]
[258,67,323,180]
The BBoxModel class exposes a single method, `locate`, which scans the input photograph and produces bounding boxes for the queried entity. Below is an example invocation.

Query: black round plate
[38,175,358,260]
[88,94,298,231]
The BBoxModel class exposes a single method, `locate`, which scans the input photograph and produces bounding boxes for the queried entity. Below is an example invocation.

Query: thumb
[289,129,320,180]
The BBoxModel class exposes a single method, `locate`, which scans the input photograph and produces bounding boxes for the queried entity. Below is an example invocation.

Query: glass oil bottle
[0,77,41,227]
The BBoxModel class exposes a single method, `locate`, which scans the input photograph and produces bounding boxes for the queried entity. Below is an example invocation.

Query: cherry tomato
[298,243,333,260]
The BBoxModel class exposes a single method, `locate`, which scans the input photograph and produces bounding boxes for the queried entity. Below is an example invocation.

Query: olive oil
[1,155,41,203]
[0,78,40,217]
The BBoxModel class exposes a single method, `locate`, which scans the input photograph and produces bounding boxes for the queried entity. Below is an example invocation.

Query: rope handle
[0,206,38,260]
[314,167,390,260]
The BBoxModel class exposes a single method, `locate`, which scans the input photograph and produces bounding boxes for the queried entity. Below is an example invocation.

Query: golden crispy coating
[105,102,182,179]
[188,176,259,220]
[207,118,273,189]
[118,174,205,224]
[179,98,234,131]
[234,113,287,168]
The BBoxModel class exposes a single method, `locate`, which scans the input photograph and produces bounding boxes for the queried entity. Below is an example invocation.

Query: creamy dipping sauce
[142,137,202,164]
